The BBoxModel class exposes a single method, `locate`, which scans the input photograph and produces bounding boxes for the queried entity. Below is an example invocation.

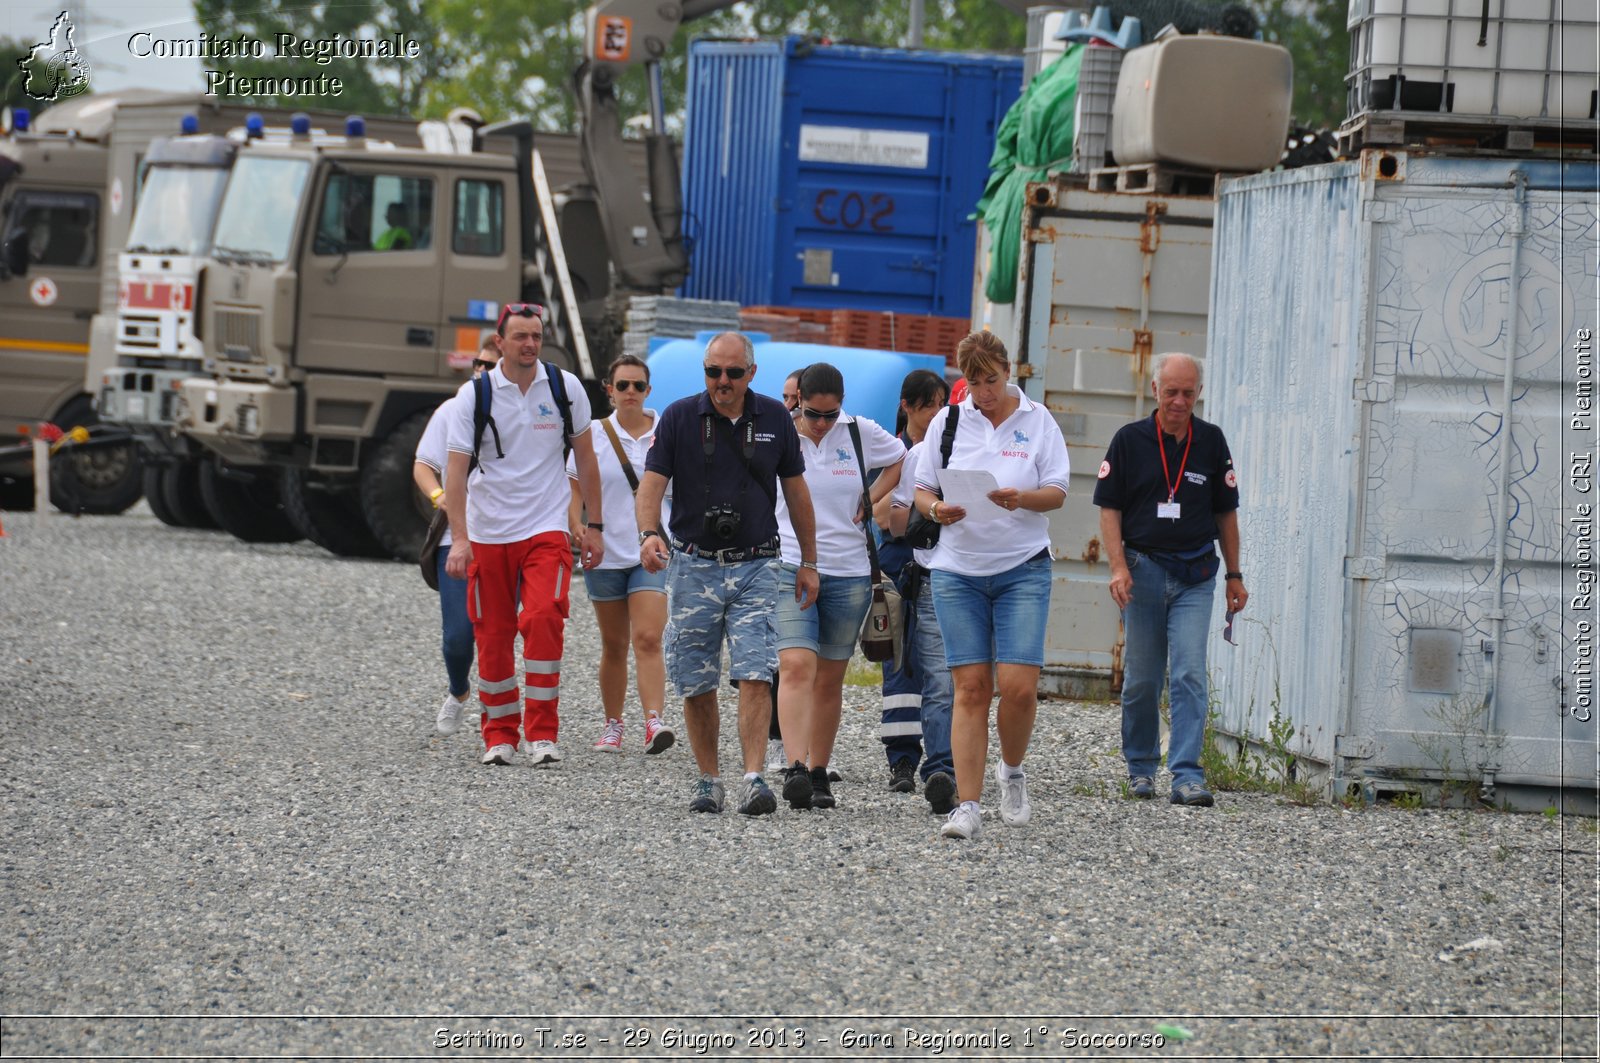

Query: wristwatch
[586,522,604,531]
[1225,571,1244,581]
[799,560,819,570]
[639,529,661,545]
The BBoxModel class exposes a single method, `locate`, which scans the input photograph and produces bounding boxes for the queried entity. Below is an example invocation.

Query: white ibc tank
[1109,34,1293,173]
[1349,0,1599,121]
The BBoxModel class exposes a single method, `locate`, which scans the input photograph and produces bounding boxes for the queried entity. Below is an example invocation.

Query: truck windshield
[126,166,230,256]
[211,156,310,264]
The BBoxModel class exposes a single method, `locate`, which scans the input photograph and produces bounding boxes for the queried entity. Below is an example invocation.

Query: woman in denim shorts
[773,363,906,810]
[565,356,676,756]
[911,332,1070,840]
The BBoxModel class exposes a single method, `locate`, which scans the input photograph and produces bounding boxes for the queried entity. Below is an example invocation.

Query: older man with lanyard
[444,303,606,768]
[1094,352,1248,807]
[636,332,820,816]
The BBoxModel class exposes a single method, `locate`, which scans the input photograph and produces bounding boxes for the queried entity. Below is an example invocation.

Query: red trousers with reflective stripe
[467,532,572,749]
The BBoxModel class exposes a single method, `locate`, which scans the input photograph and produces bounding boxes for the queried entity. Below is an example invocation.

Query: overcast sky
[6,1,205,96]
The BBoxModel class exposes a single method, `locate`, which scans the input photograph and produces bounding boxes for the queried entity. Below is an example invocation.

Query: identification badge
[1157,501,1181,521]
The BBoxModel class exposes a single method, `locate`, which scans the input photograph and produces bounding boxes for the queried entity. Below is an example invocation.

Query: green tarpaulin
[975,44,1084,305]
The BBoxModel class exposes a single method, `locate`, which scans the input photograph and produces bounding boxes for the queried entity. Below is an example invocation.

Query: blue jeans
[436,548,474,698]
[1120,549,1216,786]
[911,576,954,781]
[929,554,1052,668]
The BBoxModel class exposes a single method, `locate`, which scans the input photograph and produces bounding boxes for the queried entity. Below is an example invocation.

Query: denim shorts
[582,563,668,602]
[775,564,872,660]
[664,554,778,697]
[930,553,1053,668]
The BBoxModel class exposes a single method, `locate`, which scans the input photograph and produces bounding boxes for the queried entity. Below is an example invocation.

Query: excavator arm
[578,0,743,292]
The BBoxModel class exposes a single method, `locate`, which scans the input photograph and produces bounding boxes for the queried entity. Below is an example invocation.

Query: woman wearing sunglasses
[413,338,500,736]
[565,355,675,756]
[773,362,906,810]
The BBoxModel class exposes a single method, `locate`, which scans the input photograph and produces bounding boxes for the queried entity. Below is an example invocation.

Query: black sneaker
[924,771,957,815]
[738,775,777,816]
[781,761,813,810]
[888,760,917,793]
[809,766,836,810]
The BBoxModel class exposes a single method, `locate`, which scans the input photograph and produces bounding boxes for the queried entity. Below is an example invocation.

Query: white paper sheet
[937,468,1008,522]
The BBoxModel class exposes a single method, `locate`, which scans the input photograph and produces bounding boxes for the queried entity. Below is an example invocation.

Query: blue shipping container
[680,37,1021,317]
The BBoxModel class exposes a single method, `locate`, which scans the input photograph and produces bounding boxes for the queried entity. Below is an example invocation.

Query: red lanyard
[1154,414,1192,503]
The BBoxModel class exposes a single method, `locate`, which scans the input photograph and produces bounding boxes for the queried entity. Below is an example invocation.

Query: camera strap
[700,402,775,509]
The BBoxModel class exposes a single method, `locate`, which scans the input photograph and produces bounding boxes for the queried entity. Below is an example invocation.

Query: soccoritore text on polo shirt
[444,364,592,545]
[914,384,1070,578]
[776,413,904,577]
[565,409,672,570]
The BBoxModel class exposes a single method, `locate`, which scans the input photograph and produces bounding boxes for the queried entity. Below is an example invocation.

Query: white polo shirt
[914,384,1069,577]
[445,363,592,545]
[565,409,671,570]
[777,413,904,577]
[414,393,462,548]
[889,438,936,570]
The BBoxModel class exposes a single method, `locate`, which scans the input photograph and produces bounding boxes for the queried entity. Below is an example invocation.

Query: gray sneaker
[1170,780,1215,807]
[1128,775,1156,799]
[689,775,725,814]
[738,775,777,816]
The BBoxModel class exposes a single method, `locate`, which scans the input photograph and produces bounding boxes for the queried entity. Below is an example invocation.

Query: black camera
[704,504,742,541]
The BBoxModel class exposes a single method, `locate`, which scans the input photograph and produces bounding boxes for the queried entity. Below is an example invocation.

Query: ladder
[529,148,594,379]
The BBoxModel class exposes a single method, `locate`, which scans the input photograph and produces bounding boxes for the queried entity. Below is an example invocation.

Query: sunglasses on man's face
[496,302,543,333]
[610,379,648,392]
[704,364,748,380]
[800,406,842,421]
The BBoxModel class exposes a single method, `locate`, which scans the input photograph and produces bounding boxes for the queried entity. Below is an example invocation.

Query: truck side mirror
[1,231,28,278]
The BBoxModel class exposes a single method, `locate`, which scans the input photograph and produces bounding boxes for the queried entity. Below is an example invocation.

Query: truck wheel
[142,466,185,527]
[280,467,391,559]
[47,397,144,515]
[160,459,218,529]
[359,409,435,562]
[0,477,34,511]
[197,456,303,543]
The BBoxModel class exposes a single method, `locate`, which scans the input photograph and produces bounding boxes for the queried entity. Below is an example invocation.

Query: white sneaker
[593,719,624,752]
[765,738,786,773]
[436,693,468,736]
[482,743,515,766]
[996,763,1032,826]
[525,739,563,767]
[941,803,982,840]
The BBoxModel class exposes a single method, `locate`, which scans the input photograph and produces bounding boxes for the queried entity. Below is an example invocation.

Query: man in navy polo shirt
[1094,352,1249,807]
[636,332,820,816]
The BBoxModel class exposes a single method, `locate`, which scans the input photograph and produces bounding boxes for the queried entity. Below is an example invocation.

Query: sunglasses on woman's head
[800,406,841,421]
[473,359,497,372]
[704,364,748,380]
[610,379,648,392]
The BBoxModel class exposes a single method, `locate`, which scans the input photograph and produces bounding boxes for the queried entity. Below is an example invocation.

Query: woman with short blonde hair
[912,331,1069,840]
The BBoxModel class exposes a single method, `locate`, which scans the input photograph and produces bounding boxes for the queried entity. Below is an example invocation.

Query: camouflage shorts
[664,553,778,698]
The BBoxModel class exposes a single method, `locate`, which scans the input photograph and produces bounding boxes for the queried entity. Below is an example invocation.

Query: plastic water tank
[644,333,947,432]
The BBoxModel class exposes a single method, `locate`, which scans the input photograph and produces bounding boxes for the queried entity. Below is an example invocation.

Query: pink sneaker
[593,719,624,752]
[644,715,676,755]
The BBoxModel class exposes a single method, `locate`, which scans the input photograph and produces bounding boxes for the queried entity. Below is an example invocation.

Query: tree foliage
[188,1,1346,132]
[1248,0,1348,130]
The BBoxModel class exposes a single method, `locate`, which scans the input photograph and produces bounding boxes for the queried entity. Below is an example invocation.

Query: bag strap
[543,360,575,460]
[846,419,883,584]
[600,417,640,493]
[469,371,502,474]
[940,405,959,470]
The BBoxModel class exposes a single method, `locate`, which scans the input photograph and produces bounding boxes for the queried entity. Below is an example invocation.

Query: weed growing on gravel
[1392,791,1425,812]
[843,657,880,688]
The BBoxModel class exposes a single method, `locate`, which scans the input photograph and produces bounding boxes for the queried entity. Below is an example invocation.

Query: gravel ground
[1,508,1596,1060]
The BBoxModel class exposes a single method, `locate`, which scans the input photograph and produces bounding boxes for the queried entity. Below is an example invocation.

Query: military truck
[89,107,426,536]
[174,114,651,557]
[0,92,186,513]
